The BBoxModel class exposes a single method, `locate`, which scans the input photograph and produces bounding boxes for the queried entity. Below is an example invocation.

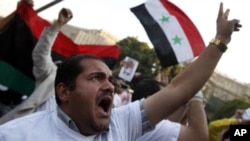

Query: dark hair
[55,55,103,105]
[132,79,165,102]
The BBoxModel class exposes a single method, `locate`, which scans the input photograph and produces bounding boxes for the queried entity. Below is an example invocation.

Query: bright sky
[1,0,250,84]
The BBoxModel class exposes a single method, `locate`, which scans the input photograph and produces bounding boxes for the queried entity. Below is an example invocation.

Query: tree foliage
[116,36,185,88]
[211,98,250,121]
[205,95,224,113]
[117,37,160,79]
[162,64,184,82]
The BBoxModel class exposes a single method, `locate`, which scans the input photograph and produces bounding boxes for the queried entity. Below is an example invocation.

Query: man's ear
[56,83,70,103]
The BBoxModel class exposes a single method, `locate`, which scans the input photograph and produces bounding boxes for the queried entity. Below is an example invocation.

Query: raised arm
[32,8,72,82]
[178,94,208,141]
[144,3,241,126]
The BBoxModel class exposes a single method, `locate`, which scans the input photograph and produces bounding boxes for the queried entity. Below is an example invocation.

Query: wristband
[210,38,228,53]
[186,97,206,107]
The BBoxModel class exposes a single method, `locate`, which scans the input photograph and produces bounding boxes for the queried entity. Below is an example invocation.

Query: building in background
[203,70,250,101]
[61,24,119,45]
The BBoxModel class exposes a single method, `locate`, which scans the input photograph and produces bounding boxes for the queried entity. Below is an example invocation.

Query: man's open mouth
[98,96,112,114]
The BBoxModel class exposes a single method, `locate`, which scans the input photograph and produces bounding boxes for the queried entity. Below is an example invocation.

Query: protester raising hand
[0,2,243,141]
[216,2,241,45]
[0,7,73,124]
[53,8,73,30]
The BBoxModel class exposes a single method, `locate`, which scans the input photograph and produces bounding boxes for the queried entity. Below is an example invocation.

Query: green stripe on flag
[0,60,34,96]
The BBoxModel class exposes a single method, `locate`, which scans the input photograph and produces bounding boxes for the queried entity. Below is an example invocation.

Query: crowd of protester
[0,0,249,141]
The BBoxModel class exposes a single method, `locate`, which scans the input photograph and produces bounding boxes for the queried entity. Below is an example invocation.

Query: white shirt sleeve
[32,26,58,83]
[111,100,153,141]
[136,120,181,141]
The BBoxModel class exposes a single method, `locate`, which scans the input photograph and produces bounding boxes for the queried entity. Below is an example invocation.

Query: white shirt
[137,120,181,141]
[113,93,122,107]
[0,101,151,141]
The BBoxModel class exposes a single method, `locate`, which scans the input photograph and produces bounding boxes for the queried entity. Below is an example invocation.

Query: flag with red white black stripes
[131,0,205,68]
[0,1,120,100]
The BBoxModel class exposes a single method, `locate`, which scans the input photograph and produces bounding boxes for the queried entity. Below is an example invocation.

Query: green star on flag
[160,15,170,23]
[172,35,182,45]
[131,0,205,68]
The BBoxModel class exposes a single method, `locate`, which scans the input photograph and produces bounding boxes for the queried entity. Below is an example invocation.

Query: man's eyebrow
[91,72,115,82]
[89,71,113,79]
[89,71,106,77]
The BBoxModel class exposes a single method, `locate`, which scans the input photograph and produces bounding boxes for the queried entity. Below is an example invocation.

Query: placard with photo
[118,56,139,82]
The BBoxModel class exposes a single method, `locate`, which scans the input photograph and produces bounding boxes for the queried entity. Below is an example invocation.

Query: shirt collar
[57,106,110,134]
[57,106,80,133]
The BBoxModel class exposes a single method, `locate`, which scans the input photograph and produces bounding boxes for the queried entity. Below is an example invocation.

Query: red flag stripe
[160,0,205,56]
[17,2,120,59]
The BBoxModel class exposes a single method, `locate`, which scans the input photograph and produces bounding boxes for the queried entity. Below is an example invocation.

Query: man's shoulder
[155,120,181,130]
[0,111,56,140]
[112,100,141,113]
[137,120,181,141]
[0,110,54,128]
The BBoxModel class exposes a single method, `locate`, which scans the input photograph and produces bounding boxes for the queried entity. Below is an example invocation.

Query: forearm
[32,8,72,80]
[32,26,59,79]
[52,20,65,30]
[170,44,222,103]
[0,12,16,32]
[144,44,223,126]
[167,106,186,123]
[187,99,208,141]
[142,2,239,127]
[32,18,65,64]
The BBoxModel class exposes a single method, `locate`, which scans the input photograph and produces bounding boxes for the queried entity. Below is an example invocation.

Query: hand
[239,119,250,125]
[17,0,34,8]
[234,109,244,118]
[53,8,73,29]
[24,0,34,6]
[215,2,242,45]
[113,59,133,77]
[58,8,73,24]
[112,60,126,77]
[160,73,169,86]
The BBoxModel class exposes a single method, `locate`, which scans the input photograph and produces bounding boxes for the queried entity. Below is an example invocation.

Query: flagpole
[36,0,63,13]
